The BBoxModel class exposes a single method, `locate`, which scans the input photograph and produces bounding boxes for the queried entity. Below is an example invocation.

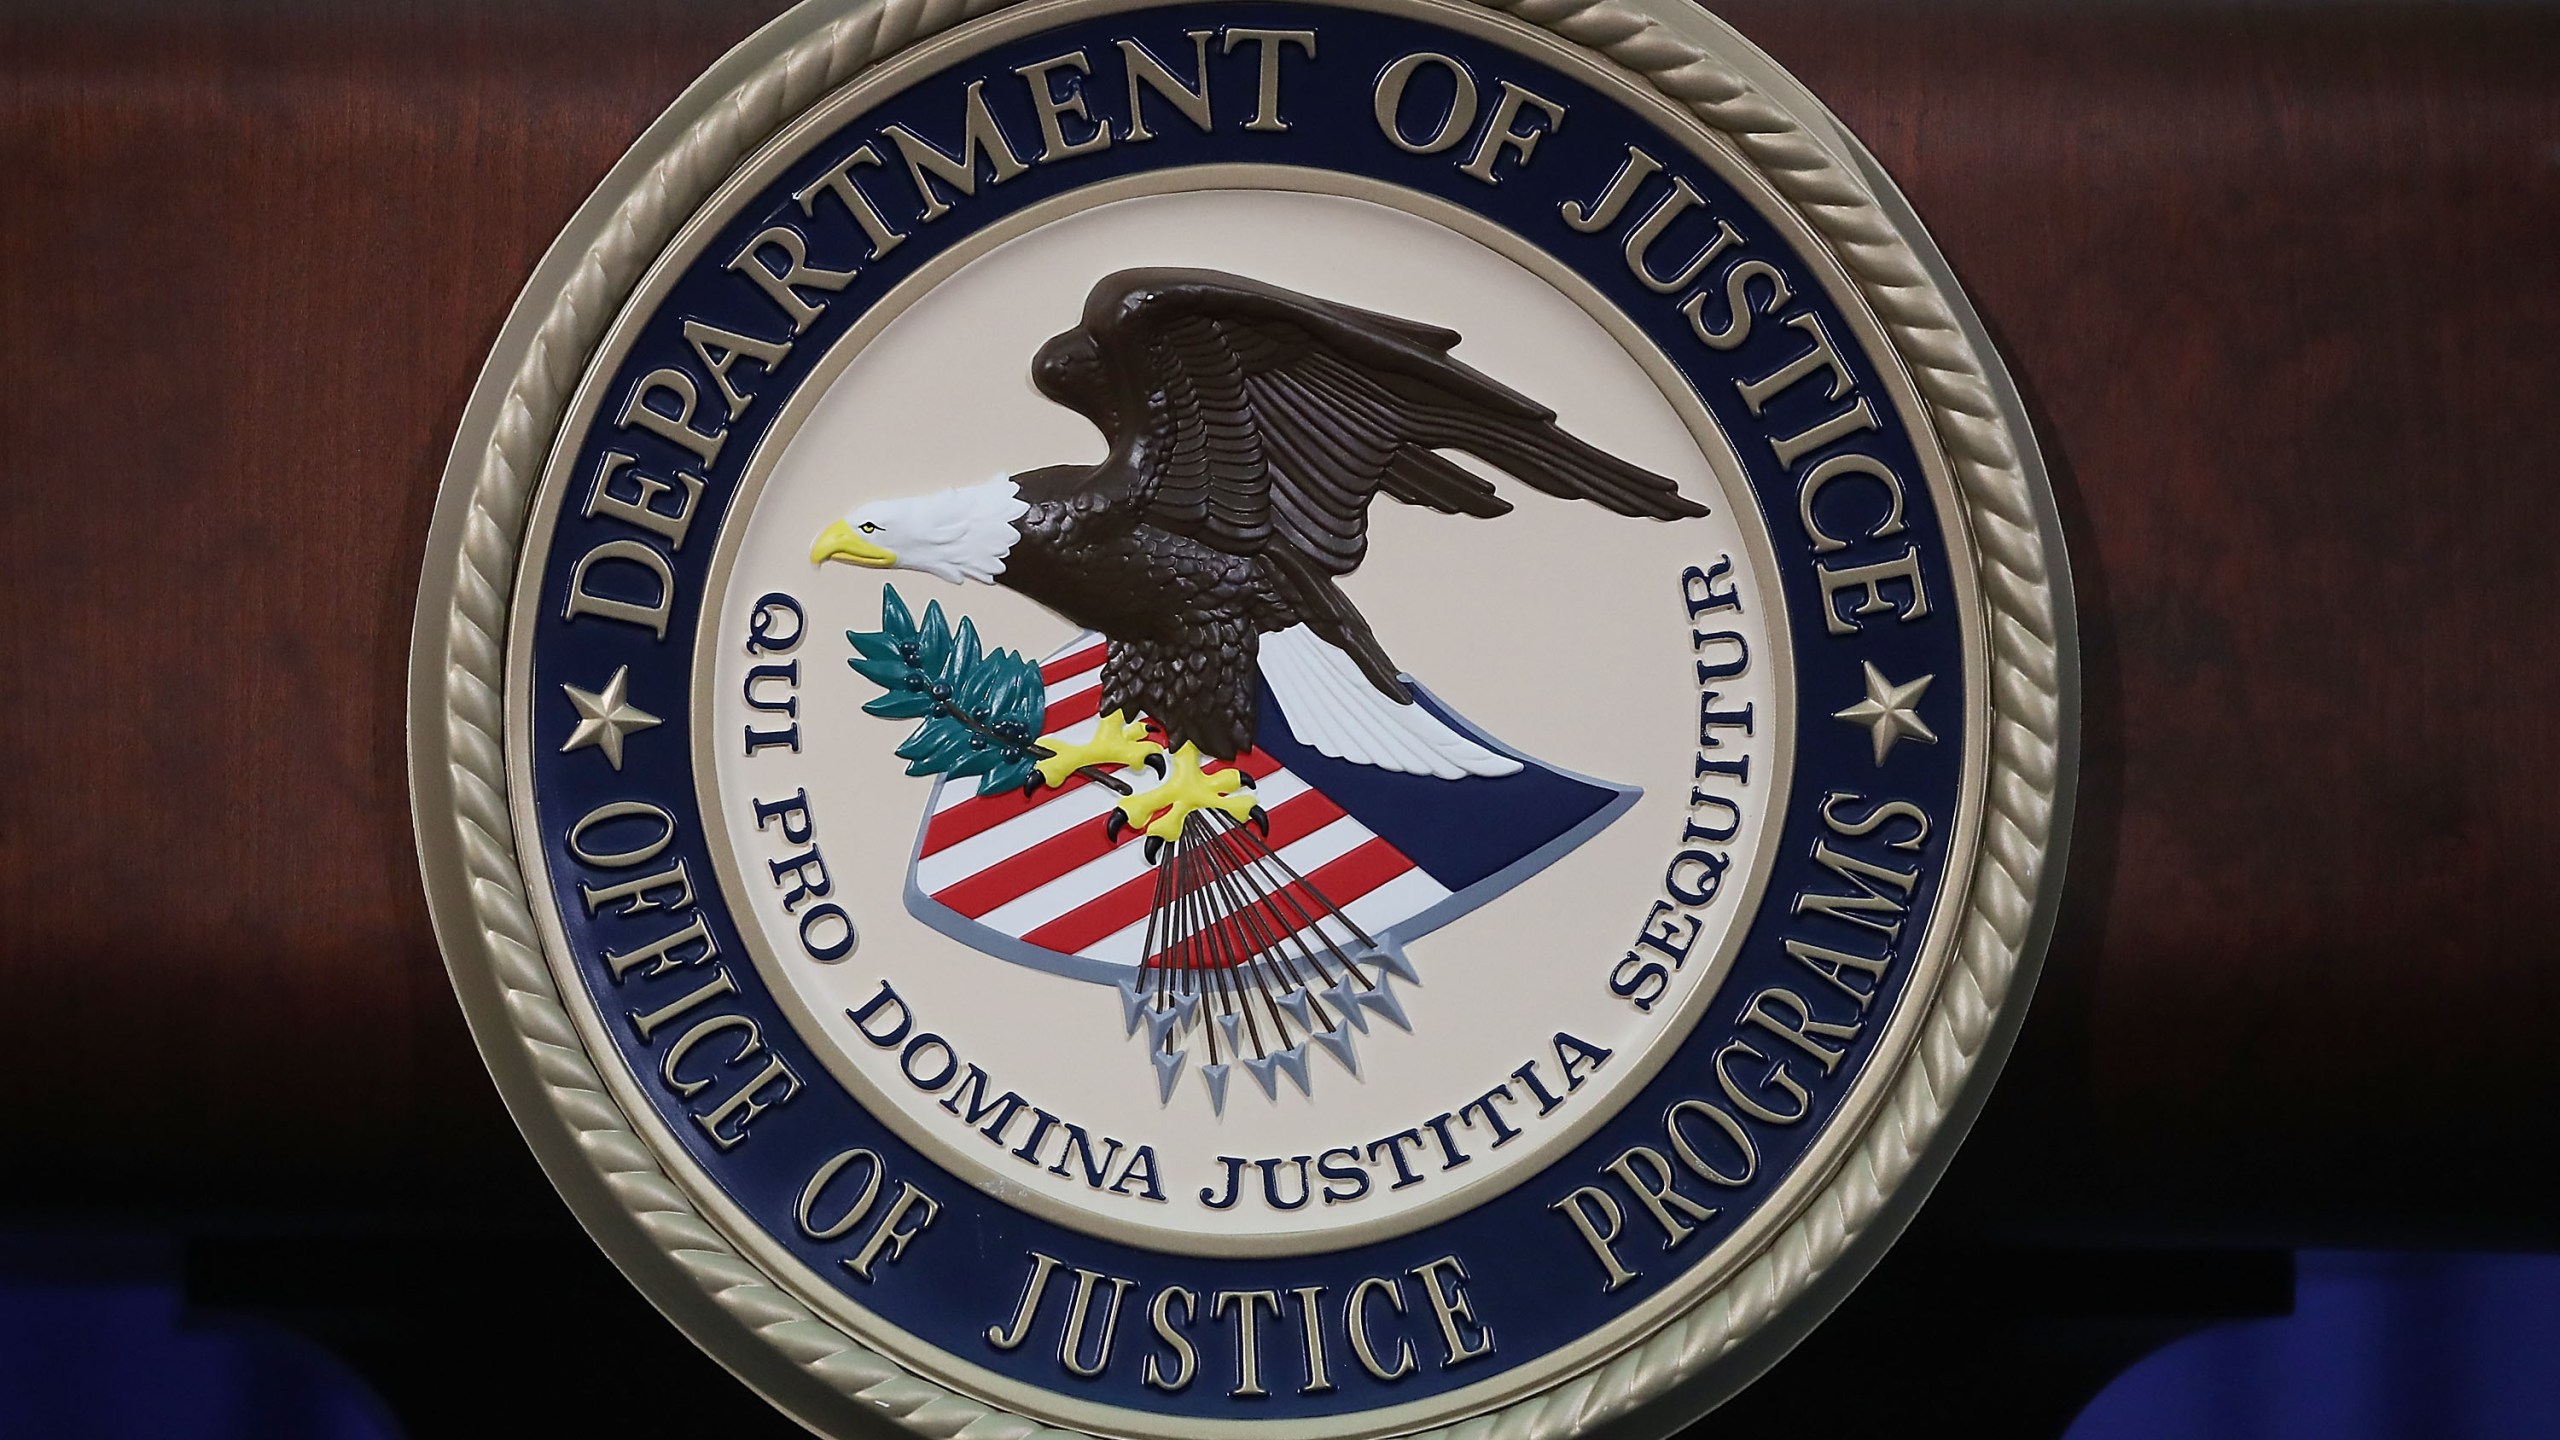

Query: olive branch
[845,586,1053,796]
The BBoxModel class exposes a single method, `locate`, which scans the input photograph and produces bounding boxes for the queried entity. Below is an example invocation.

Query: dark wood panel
[3,0,2553,1242]
[1713,0,2560,1247]
[0,0,800,1216]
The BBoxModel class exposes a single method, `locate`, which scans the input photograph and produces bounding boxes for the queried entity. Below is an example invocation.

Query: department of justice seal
[409,0,2075,1433]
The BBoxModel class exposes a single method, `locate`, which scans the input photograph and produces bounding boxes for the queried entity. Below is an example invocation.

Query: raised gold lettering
[1119,32,1215,141]
[1222,28,1316,133]
[1016,51,1113,162]
[882,82,1031,221]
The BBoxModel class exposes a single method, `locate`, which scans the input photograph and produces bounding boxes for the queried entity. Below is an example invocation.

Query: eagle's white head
[810,478,1030,584]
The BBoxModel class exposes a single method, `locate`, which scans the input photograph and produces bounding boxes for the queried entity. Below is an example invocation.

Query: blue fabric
[0,1236,397,1440]
[8,1239,2560,1436]
[2070,1252,2560,1440]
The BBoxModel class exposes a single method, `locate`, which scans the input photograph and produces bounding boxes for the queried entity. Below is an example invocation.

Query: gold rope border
[412,0,2065,1434]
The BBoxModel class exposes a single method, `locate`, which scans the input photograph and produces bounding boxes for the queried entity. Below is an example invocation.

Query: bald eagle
[814,267,1705,790]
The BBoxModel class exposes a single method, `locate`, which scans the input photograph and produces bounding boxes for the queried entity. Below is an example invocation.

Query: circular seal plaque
[410,0,2075,1434]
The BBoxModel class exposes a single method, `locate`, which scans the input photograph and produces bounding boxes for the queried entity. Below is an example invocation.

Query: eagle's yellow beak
[812,520,896,568]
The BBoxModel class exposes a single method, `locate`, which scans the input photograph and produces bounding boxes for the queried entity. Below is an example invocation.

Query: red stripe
[1018,806,1397,955]
[1039,640,1107,685]
[1143,837,1415,970]
[943,783,1342,921]
[920,772,1093,856]
[1041,682,1106,732]
[918,748,1278,858]
[910,667,1116,861]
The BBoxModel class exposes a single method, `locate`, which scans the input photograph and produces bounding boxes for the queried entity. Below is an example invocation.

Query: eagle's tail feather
[1258,625,1522,780]
[1265,546,1412,704]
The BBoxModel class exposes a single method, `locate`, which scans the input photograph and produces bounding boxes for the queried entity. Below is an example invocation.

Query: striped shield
[904,633,1639,1003]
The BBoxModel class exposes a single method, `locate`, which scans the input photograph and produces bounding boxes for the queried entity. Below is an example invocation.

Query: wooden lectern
[4,2,2554,1433]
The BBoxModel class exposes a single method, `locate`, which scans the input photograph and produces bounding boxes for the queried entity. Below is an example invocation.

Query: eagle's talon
[1248,805,1271,837]
[1143,835,1165,865]
[1032,710,1163,788]
[1105,809,1129,843]
[1115,742,1259,842]
[1144,752,1169,777]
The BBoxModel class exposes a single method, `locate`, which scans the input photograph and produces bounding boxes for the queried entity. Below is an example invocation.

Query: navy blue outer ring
[521,2,1968,1421]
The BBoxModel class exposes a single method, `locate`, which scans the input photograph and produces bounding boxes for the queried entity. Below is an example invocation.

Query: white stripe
[925,681,1117,817]
[1342,866,1453,930]
[1067,813,1387,959]
[973,843,1157,941]
[962,768,1320,922]
[1073,857,1449,967]
[927,711,1103,814]
[1043,669,1104,710]
[1074,925,1149,967]
[959,770,1315,932]
[922,637,1108,816]
[916,761,1143,889]
[923,768,1311,895]
[1043,632,1106,664]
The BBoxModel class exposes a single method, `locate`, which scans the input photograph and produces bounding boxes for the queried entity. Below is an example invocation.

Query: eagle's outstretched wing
[1032,268,1706,700]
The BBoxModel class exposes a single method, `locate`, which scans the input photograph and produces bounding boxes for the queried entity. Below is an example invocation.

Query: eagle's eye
[859,522,881,534]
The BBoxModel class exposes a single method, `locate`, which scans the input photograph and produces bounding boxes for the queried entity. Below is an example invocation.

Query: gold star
[1834,661,1937,766]
[560,665,661,770]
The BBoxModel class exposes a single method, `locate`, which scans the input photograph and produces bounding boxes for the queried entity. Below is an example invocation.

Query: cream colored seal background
[699,175,1794,1257]
[407,0,2076,1435]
